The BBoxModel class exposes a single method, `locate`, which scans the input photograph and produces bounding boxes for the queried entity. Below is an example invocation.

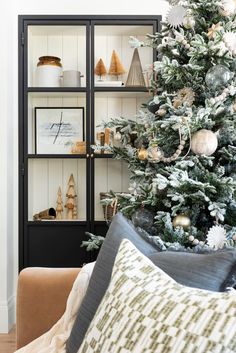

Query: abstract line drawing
[35,107,84,154]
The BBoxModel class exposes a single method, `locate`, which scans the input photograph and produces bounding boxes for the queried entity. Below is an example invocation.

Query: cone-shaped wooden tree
[108,50,126,80]
[94,58,107,81]
[126,48,146,87]
[56,186,63,219]
[65,174,77,220]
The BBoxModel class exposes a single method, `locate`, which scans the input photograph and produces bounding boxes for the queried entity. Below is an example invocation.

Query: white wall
[0,0,169,333]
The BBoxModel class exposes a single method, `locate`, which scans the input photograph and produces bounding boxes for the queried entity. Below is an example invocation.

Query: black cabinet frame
[18,15,161,270]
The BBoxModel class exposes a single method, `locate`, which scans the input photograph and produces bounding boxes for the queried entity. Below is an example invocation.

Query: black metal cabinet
[18,15,161,270]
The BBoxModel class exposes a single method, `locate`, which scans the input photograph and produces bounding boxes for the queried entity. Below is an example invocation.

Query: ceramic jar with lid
[35,56,62,87]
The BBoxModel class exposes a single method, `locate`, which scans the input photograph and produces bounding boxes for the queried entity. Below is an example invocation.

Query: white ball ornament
[183,16,195,29]
[191,129,218,156]
[114,131,122,141]
[192,239,199,245]
[188,235,195,242]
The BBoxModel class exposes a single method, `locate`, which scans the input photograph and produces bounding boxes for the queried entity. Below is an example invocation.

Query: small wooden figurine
[65,174,77,219]
[56,186,63,219]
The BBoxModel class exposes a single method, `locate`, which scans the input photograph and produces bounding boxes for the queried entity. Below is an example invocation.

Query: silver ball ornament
[205,65,233,90]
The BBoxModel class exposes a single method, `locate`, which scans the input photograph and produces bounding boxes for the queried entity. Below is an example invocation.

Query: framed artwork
[35,107,85,154]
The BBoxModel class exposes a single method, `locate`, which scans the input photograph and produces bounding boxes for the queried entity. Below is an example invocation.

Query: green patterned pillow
[78,239,236,353]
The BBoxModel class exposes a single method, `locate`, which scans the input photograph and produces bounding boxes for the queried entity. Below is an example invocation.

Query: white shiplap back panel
[94,35,108,78]
[108,160,122,192]
[47,34,63,60]
[30,97,48,153]
[138,35,153,75]
[62,35,78,70]
[94,97,107,139]
[107,98,122,119]
[95,159,108,220]
[48,97,63,107]
[121,35,133,83]
[28,159,86,220]
[107,35,122,81]
[77,160,87,221]
[77,34,87,87]
[30,35,47,87]
[28,159,49,220]
[121,98,137,121]
[48,159,63,215]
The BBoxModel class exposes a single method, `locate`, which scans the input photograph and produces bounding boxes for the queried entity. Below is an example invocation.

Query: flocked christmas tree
[85,0,236,251]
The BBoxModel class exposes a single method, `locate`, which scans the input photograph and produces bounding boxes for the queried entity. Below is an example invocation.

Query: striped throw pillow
[78,239,236,353]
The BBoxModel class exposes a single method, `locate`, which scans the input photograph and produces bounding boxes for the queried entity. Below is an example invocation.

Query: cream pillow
[78,240,236,353]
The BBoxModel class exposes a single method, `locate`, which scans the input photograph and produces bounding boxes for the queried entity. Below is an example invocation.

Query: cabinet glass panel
[28,92,86,155]
[94,91,149,150]
[94,159,129,221]
[28,158,87,221]
[94,25,154,87]
[28,26,87,87]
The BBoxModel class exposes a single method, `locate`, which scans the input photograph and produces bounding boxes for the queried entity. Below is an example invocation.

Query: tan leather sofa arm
[16,267,80,349]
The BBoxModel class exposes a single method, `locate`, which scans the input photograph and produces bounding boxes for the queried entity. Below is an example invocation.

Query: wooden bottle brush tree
[95,58,107,81]
[56,186,63,219]
[65,174,78,219]
[108,50,126,80]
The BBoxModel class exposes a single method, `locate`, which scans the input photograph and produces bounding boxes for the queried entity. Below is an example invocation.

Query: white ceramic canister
[62,70,84,87]
[35,56,62,87]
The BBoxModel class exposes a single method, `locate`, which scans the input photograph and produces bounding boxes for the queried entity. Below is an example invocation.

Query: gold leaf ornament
[207,23,222,39]
[173,87,195,108]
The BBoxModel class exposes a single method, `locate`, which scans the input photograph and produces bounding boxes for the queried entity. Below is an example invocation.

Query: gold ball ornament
[191,129,218,156]
[138,146,148,161]
[172,214,191,230]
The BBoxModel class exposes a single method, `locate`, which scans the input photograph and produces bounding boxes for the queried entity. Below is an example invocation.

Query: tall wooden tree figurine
[95,58,107,81]
[56,186,63,219]
[65,174,77,220]
[108,50,126,80]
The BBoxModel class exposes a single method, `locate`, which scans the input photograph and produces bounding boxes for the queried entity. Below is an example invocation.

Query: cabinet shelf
[27,154,87,159]
[94,86,149,92]
[27,87,88,93]
[94,153,113,158]
[27,220,87,225]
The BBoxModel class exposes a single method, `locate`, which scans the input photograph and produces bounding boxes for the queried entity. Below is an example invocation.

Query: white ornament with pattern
[166,5,187,28]
[206,225,227,250]
[224,32,236,55]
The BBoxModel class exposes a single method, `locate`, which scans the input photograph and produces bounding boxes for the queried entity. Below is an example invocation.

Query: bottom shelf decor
[100,192,118,221]
[33,207,56,220]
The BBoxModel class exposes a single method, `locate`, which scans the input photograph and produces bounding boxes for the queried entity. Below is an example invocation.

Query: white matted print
[35,107,85,154]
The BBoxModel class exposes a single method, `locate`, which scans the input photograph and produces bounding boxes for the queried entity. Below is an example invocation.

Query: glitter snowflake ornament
[166,5,187,28]
[224,32,236,55]
[206,225,227,250]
